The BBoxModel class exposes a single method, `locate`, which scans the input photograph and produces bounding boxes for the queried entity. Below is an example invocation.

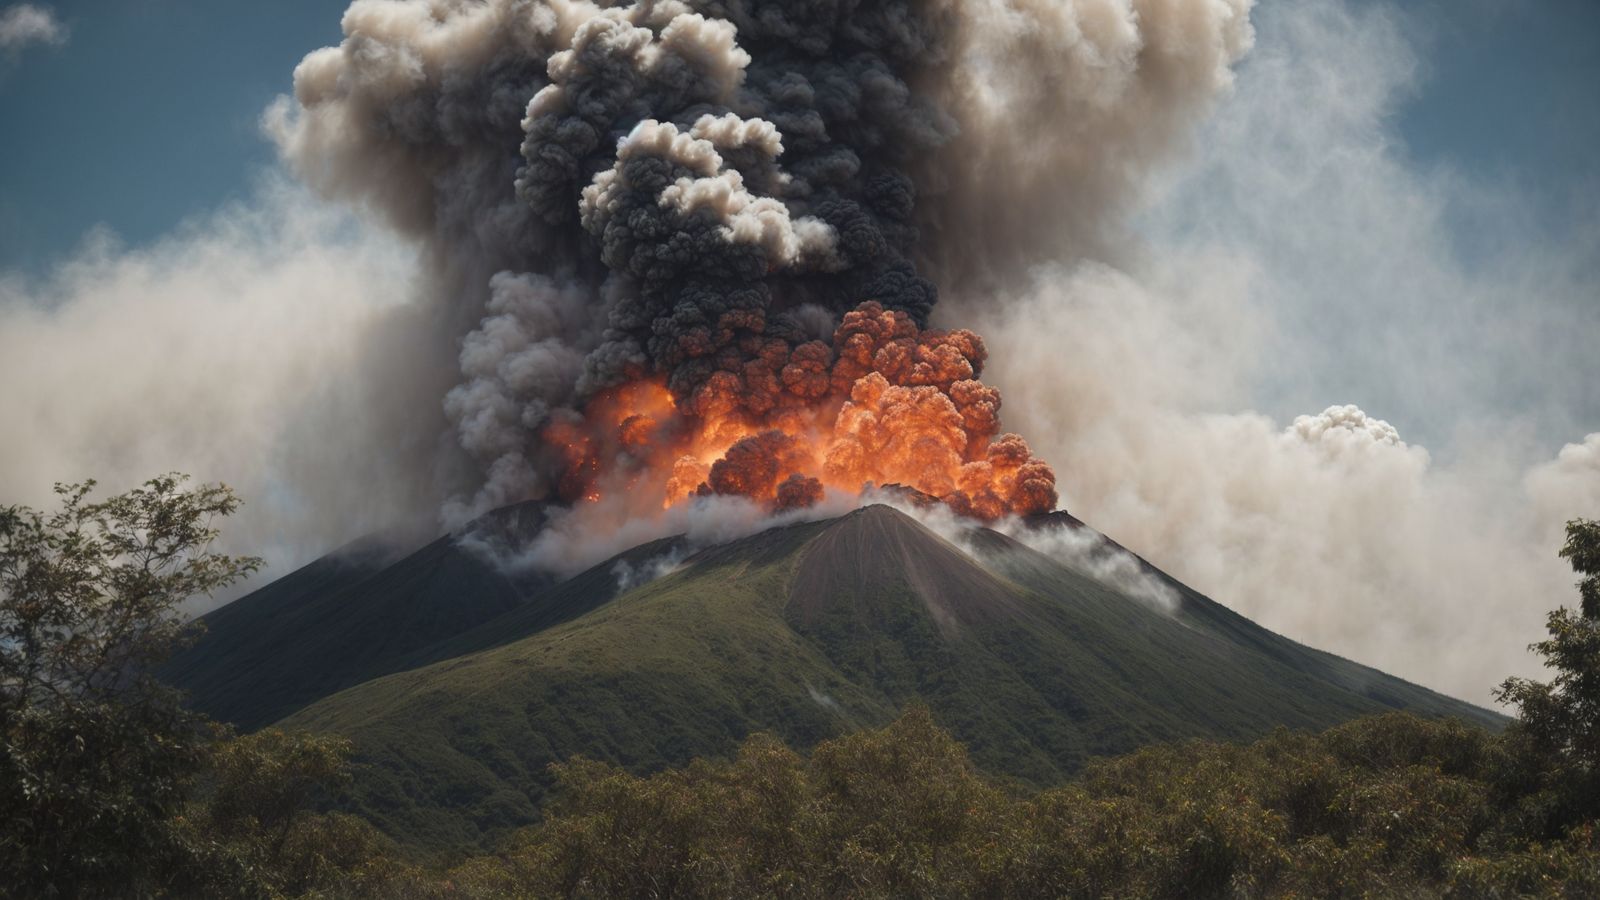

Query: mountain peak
[791,503,1027,635]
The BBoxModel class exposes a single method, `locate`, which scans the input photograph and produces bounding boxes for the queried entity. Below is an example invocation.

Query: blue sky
[0,0,343,269]
[1393,0,1600,242]
[1,0,1597,272]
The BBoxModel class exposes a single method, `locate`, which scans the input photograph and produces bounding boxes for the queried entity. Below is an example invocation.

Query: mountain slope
[159,531,534,732]
[1004,513,1492,718]
[222,505,1501,852]
[159,501,619,731]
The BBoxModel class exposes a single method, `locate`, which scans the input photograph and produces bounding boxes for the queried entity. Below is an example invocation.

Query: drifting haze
[973,0,1600,702]
[1,0,1596,703]
[0,4,65,55]
[0,183,444,588]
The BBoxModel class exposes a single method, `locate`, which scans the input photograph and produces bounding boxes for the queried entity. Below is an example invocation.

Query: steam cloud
[0,185,444,599]
[971,0,1600,703]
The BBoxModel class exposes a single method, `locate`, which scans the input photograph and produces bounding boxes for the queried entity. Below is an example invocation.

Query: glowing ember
[544,302,1056,520]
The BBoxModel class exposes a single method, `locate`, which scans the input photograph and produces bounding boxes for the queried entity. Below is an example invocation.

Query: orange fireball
[542,302,1057,521]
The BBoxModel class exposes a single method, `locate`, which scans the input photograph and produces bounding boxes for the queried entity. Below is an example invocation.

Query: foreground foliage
[1,477,259,896]
[1493,519,1600,847]
[30,704,1592,898]
[0,479,418,898]
[436,707,1598,899]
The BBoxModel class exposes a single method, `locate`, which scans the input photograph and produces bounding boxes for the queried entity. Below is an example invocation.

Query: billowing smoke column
[269,0,1254,526]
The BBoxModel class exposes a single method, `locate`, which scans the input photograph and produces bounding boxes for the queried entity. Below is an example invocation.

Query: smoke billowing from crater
[266,0,1255,530]
[9,0,1595,705]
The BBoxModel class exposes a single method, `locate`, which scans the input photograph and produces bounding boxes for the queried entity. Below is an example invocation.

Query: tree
[0,475,260,897]
[173,728,432,899]
[1494,518,1600,837]
[1563,517,1600,619]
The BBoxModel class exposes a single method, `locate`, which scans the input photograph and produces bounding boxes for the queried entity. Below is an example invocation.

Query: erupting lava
[547,302,1056,521]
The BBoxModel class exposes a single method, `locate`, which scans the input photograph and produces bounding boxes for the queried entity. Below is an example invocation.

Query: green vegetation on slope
[276,506,1499,853]
[283,516,889,851]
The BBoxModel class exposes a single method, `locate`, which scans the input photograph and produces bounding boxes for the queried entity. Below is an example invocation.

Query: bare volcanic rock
[789,505,1027,634]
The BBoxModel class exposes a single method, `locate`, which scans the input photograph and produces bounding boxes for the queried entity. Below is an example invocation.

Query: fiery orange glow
[543,302,1057,521]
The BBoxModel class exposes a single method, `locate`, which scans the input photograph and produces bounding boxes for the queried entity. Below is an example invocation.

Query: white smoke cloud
[972,0,1600,705]
[877,494,1182,613]
[806,683,844,714]
[1289,405,1406,453]
[480,487,860,580]
[981,264,1592,704]
[0,180,445,608]
[611,549,686,593]
[923,0,1256,286]
[999,519,1182,614]
[582,117,839,271]
[0,3,65,54]
[1527,435,1600,532]
[1132,0,1600,448]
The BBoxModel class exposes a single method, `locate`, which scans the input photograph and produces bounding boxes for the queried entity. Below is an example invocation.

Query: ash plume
[266,0,1256,525]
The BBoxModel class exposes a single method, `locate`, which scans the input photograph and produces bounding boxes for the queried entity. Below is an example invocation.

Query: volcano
[162,504,1498,852]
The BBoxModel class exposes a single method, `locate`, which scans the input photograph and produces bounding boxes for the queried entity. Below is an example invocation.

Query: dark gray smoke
[266,0,1254,521]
